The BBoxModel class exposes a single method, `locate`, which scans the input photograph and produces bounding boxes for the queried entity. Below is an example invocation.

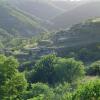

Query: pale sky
[70,0,81,1]
[70,0,82,1]
[52,0,84,1]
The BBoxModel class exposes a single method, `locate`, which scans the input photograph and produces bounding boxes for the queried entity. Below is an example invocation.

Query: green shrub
[87,61,100,76]
[73,79,100,100]
[27,83,55,100]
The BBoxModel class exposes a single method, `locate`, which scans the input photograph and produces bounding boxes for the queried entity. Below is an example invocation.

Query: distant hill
[7,0,64,21]
[0,3,45,37]
[29,18,100,62]
[49,18,100,61]
[52,1,100,30]
[6,0,89,31]
[51,18,100,48]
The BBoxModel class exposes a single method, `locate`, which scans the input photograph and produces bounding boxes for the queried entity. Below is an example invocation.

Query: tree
[33,54,57,84]
[54,58,85,83]
[3,56,19,79]
[0,55,28,100]
[2,73,27,100]
[73,79,100,100]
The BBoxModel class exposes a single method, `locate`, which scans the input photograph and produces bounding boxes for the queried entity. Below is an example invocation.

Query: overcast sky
[52,0,83,1]
[52,0,96,1]
[52,0,89,1]
[53,0,99,1]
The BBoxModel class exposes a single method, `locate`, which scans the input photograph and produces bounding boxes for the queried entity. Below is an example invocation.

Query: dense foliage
[0,54,100,100]
[27,55,85,84]
[0,55,27,100]
[73,80,100,100]
[87,60,100,76]
[0,2,100,99]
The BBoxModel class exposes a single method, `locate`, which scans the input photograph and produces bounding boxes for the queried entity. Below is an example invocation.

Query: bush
[27,83,55,100]
[73,79,100,100]
[27,82,72,100]
[87,61,100,76]
[54,82,71,100]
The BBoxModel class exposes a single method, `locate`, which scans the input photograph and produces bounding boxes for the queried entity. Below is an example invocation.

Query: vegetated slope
[7,0,64,21]
[52,18,100,47]
[52,1,100,30]
[50,18,100,61]
[6,0,87,31]
[0,3,45,38]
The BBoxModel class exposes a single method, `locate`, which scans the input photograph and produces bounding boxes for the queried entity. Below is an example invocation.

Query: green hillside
[48,18,100,62]
[0,3,45,37]
[0,2,47,48]
[52,18,100,47]
[0,2,99,99]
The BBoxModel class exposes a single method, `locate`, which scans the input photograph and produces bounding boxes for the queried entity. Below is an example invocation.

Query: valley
[0,0,100,100]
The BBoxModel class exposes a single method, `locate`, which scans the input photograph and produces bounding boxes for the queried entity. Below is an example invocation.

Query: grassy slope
[0,2,47,48]
[0,3,45,38]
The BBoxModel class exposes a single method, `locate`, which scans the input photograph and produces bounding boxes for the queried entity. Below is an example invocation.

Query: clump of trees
[27,55,85,84]
[0,54,100,100]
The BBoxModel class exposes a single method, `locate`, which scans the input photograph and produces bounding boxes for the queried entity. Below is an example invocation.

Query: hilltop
[52,18,100,47]
[51,1,100,30]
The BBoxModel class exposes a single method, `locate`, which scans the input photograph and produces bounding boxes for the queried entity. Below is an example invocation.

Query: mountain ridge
[52,1,100,30]
[0,3,46,37]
